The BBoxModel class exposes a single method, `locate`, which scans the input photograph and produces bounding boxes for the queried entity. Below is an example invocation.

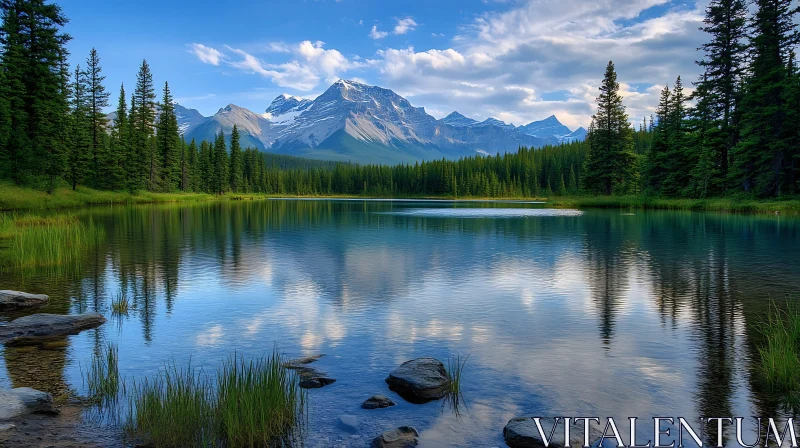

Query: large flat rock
[385,357,450,403]
[0,291,49,310]
[0,314,106,343]
[0,387,55,420]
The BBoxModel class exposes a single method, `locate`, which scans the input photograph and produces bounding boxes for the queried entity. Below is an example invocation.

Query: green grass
[123,349,306,448]
[125,362,216,448]
[443,354,469,415]
[0,182,219,211]
[758,300,800,395]
[84,343,121,407]
[216,352,306,447]
[0,213,105,270]
[544,195,800,215]
[110,292,131,317]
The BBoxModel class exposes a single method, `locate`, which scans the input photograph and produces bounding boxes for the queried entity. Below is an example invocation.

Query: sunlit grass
[0,213,104,271]
[122,349,306,448]
[111,292,131,317]
[216,351,306,447]
[758,300,800,398]
[84,343,121,407]
[443,354,469,416]
[124,362,216,448]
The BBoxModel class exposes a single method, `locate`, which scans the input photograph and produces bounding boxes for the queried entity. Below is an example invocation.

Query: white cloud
[369,25,389,39]
[393,17,418,35]
[190,1,707,127]
[370,17,419,39]
[189,43,224,66]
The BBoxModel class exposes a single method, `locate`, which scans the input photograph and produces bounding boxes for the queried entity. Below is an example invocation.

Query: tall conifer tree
[583,61,636,195]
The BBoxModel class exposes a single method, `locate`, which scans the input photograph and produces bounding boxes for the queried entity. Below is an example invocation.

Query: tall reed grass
[0,213,104,270]
[443,354,469,416]
[758,300,800,394]
[122,349,306,448]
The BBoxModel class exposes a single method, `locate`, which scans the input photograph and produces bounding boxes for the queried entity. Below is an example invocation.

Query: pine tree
[66,65,90,190]
[732,0,799,196]
[212,131,228,194]
[664,76,691,195]
[583,61,636,195]
[228,124,242,192]
[645,85,672,193]
[155,81,180,191]
[86,47,109,186]
[107,84,128,190]
[132,59,156,190]
[0,0,71,191]
[692,0,748,193]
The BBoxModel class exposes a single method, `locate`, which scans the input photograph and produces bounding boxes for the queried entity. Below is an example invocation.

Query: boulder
[0,387,56,420]
[385,357,450,403]
[0,291,49,310]
[503,417,603,448]
[0,313,106,343]
[362,394,396,409]
[299,377,336,389]
[372,426,419,448]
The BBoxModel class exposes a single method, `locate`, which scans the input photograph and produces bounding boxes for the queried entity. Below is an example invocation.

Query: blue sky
[59,0,707,130]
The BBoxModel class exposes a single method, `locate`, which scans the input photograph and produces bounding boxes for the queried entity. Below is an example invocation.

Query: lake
[1,199,798,447]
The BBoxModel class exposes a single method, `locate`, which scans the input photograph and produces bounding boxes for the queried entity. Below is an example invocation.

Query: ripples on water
[0,199,798,447]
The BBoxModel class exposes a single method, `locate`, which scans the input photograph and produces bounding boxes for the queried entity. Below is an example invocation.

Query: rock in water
[0,314,106,343]
[338,414,359,433]
[385,357,450,403]
[0,388,56,420]
[372,426,419,448]
[503,417,603,448]
[362,394,396,409]
[299,377,336,389]
[0,291,49,310]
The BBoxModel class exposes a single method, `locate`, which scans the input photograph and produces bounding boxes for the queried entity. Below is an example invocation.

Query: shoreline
[2,183,798,216]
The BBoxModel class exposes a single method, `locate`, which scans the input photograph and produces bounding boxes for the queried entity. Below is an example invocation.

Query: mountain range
[117,79,587,165]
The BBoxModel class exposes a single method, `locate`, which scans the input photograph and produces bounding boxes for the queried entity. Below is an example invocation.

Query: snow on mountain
[441,112,478,127]
[180,79,586,163]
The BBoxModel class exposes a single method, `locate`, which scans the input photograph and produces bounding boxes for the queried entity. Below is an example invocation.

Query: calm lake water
[1,199,799,447]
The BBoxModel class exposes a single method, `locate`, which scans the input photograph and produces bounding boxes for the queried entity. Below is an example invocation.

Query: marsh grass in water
[758,300,800,407]
[442,354,469,416]
[110,292,131,317]
[216,352,307,447]
[83,344,124,424]
[0,213,104,271]
[125,362,216,447]
[123,349,306,448]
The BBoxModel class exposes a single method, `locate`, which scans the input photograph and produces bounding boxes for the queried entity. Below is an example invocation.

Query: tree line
[0,0,798,199]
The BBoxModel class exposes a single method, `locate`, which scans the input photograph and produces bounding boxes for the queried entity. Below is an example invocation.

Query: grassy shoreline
[2,183,798,215]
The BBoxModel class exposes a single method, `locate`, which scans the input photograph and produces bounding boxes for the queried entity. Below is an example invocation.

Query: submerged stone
[0,291,49,310]
[338,414,359,433]
[385,357,450,403]
[362,394,396,409]
[372,426,419,448]
[299,377,336,389]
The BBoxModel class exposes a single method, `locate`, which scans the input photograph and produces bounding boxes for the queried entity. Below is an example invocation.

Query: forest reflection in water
[0,199,797,446]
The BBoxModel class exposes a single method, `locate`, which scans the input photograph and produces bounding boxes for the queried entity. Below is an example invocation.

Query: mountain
[441,112,478,127]
[106,103,209,138]
[175,104,207,135]
[187,104,272,150]
[518,115,586,143]
[173,79,587,164]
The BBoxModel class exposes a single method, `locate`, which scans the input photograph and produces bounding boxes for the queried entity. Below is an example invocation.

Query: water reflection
[0,200,797,446]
